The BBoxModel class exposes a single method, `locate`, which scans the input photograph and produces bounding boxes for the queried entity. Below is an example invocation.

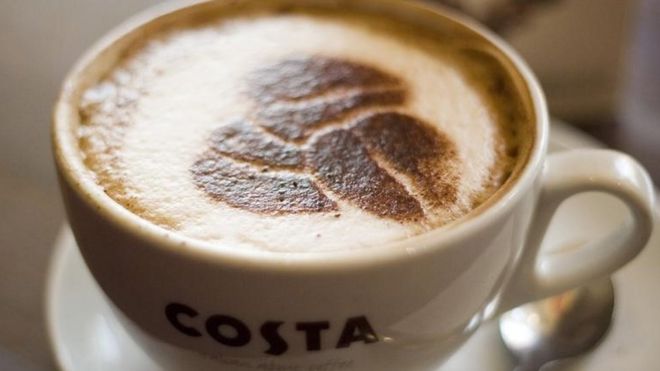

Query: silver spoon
[499,279,615,371]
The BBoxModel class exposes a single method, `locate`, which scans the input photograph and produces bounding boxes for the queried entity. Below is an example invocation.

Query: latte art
[193,57,456,221]
[250,57,406,142]
[77,6,531,252]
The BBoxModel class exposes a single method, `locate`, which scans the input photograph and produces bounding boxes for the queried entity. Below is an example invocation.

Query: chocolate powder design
[306,128,423,220]
[191,56,457,221]
[192,156,335,214]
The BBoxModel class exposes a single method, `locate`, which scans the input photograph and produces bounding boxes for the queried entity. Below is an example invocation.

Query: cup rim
[52,0,548,272]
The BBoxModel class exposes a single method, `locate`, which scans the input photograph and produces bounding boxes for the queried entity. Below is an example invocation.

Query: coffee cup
[52,1,655,370]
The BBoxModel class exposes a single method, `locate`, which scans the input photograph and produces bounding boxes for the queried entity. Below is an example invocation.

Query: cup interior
[52,0,548,269]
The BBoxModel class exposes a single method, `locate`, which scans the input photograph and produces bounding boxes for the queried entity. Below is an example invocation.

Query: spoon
[499,279,615,371]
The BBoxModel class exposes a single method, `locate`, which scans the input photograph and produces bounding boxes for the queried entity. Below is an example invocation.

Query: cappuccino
[77,3,531,252]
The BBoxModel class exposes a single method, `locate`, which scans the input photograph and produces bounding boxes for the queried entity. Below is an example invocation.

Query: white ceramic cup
[52,1,656,370]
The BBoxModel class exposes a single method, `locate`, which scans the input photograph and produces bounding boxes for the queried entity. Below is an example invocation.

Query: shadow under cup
[51,1,565,371]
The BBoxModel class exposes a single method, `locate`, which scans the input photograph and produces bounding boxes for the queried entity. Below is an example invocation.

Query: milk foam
[78,9,523,252]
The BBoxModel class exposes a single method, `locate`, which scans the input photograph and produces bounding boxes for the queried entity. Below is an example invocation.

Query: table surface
[1,1,659,371]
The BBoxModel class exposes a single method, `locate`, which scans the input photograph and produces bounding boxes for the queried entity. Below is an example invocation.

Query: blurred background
[0,0,658,370]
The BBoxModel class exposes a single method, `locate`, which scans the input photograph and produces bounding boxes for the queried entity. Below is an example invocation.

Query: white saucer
[46,122,660,371]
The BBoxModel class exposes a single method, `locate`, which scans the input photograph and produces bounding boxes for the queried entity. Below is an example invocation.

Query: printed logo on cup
[165,302,379,355]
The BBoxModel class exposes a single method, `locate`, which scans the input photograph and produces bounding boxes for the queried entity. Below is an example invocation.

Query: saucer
[46,121,660,371]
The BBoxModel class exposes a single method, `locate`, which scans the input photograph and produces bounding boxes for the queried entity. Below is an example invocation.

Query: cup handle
[497,149,655,313]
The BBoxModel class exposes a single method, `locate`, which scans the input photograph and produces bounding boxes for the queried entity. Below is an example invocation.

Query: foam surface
[78,7,525,252]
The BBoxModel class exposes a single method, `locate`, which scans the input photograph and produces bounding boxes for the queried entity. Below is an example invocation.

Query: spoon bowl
[499,279,615,371]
